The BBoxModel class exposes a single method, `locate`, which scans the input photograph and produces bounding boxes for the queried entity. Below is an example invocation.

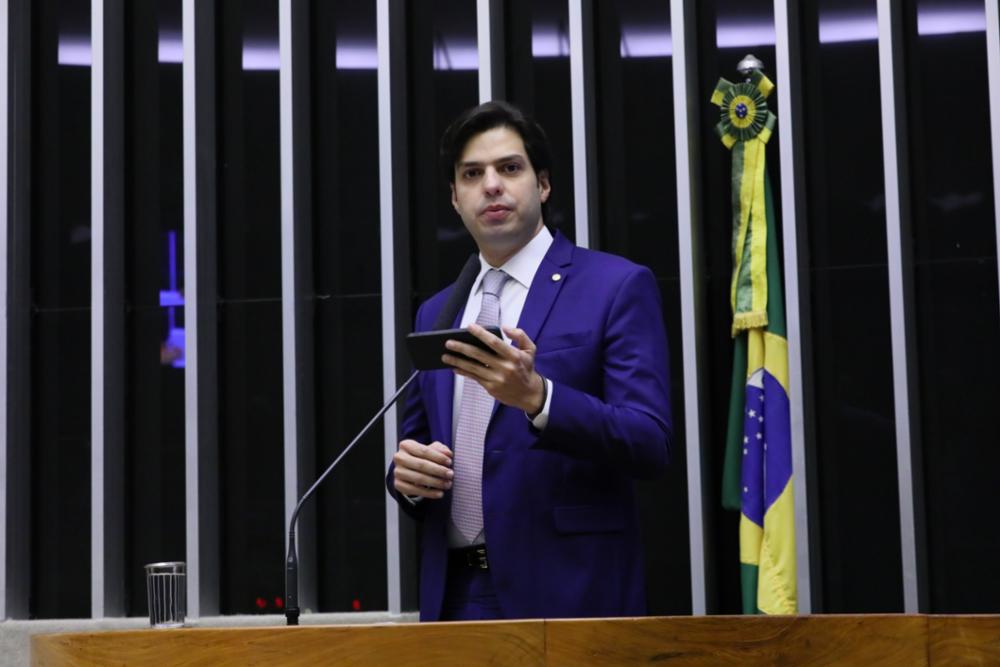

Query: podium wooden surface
[31,614,1000,666]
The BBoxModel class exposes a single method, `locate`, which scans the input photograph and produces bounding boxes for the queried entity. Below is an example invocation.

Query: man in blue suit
[387,101,672,621]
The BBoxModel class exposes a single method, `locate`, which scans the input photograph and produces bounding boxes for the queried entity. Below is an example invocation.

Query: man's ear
[450,182,459,211]
[537,170,551,203]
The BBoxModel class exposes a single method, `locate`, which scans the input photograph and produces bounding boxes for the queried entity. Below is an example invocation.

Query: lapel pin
[551,273,562,282]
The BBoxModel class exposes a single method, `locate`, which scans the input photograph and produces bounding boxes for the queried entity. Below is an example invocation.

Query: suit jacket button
[552,273,562,282]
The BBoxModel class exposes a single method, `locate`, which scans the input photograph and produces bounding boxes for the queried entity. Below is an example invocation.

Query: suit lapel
[516,231,574,342]
[487,231,574,425]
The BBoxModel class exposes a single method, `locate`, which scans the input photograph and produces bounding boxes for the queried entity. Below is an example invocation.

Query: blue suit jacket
[387,231,672,620]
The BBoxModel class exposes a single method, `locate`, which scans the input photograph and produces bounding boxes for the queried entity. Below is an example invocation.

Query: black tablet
[406,326,503,371]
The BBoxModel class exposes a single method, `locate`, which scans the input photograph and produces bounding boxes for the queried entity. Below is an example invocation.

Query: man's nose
[483,167,503,195]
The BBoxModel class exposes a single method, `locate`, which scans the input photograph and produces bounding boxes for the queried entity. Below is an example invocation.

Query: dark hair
[440,101,553,187]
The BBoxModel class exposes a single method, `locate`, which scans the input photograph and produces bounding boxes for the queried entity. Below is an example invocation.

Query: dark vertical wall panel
[406,0,479,309]
[216,0,285,615]
[903,0,1000,613]
[123,0,186,617]
[4,0,35,622]
[309,0,387,613]
[799,0,903,613]
[592,0,691,615]
[2,0,999,621]
[30,0,92,619]
[503,0,576,242]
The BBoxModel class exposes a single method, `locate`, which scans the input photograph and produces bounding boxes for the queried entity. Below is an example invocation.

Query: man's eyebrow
[457,154,526,168]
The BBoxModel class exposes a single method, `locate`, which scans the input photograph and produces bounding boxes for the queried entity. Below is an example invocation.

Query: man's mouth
[482,204,511,221]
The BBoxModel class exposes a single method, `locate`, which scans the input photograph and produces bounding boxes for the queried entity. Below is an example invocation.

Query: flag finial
[737,54,765,78]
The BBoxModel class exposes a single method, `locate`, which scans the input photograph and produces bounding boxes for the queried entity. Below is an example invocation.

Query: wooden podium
[31,614,1000,666]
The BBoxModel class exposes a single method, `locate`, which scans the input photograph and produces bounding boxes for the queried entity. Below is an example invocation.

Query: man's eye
[502,163,522,174]
[463,169,482,179]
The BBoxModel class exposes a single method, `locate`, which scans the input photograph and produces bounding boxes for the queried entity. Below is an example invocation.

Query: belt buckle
[470,546,488,570]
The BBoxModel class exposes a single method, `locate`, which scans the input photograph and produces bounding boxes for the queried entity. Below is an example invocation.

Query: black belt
[449,544,489,570]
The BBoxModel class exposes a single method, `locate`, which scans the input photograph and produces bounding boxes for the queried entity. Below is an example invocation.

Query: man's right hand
[392,439,454,499]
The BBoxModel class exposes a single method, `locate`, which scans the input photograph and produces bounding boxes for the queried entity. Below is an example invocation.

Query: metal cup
[144,561,187,628]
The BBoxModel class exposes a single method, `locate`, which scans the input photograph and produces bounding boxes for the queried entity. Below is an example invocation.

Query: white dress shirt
[443,227,556,547]
[404,228,557,528]
[451,226,555,441]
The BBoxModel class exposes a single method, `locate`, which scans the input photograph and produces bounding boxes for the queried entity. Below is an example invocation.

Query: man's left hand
[443,324,545,415]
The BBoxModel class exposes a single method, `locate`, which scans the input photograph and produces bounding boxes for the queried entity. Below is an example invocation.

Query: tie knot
[481,269,510,298]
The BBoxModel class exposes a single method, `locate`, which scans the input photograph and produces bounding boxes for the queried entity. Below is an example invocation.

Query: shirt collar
[473,225,554,294]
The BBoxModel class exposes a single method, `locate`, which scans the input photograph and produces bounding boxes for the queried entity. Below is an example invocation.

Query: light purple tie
[451,269,510,543]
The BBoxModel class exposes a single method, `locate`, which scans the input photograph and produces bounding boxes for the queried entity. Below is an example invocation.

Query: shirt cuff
[527,377,553,430]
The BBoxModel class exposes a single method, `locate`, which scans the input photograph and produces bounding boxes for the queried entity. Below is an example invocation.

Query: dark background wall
[10,0,998,618]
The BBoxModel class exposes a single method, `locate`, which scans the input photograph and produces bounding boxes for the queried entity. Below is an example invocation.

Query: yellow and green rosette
[711,70,777,335]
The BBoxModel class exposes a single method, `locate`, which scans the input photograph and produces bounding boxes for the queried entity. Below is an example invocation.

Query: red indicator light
[352,599,361,611]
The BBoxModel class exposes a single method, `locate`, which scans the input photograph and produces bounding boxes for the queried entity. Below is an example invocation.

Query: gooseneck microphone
[284,253,480,626]
[284,371,418,625]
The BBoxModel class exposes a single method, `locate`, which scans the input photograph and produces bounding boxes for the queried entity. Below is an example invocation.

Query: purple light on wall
[619,27,672,58]
[159,31,183,64]
[243,42,280,71]
[817,7,984,44]
[57,36,92,66]
[59,32,183,66]
[336,42,377,70]
[716,21,776,49]
[917,6,985,36]
[235,39,473,71]
[818,14,878,44]
[432,39,478,70]
[55,7,989,71]
[714,8,985,50]
[532,27,570,58]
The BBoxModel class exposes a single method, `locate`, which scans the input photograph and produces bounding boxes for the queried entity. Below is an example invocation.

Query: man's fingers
[394,478,445,499]
[394,449,454,480]
[394,465,452,490]
[457,324,515,359]
[503,326,536,354]
[443,341,506,371]
[399,439,453,465]
[468,323,509,352]
[442,351,499,381]
[427,441,454,460]
[393,439,454,499]
[394,440,454,490]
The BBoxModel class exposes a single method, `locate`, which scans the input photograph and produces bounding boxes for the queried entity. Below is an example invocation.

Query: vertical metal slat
[1,0,31,621]
[0,0,9,622]
[279,0,316,615]
[987,0,1000,300]
[91,0,126,619]
[378,0,402,616]
[183,0,220,619]
[669,0,711,616]
[876,0,927,614]
[568,0,597,248]
[773,0,816,614]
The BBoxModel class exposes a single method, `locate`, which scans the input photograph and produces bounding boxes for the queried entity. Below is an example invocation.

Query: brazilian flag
[714,71,797,615]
